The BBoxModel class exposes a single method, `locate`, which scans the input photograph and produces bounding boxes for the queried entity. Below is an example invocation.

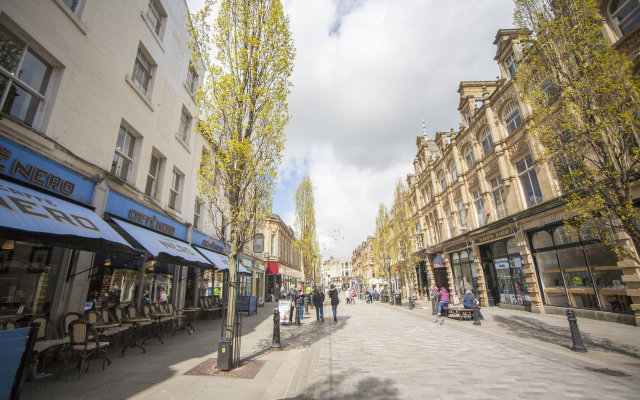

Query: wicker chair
[61,319,110,379]
[29,315,69,379]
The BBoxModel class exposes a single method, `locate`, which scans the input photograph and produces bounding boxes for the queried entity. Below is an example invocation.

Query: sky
[186,0,516,259]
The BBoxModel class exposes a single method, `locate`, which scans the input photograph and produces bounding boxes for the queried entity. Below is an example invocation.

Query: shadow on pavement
[284,374,400,400]
[493,315,640,358]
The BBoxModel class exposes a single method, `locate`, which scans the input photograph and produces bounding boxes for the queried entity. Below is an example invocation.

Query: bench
[442,305,477,321]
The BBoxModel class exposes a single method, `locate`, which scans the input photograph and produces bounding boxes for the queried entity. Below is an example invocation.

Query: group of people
[276,283,341,323]
[431,284,484,323]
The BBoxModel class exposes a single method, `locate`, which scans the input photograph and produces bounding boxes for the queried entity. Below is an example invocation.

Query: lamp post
[386,256,393,305]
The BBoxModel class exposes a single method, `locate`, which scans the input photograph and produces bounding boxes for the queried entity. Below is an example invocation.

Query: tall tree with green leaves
[294,175,319,284]
[373,203,392,294]
[390,179,419,296]
[188,0,295,352]
[514,0,640,262]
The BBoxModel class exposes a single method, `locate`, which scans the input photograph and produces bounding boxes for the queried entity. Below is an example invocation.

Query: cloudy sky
[187,0,515,259]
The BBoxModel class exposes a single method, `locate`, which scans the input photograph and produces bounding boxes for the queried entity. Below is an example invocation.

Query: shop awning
[112,218,211,267]
[266,261,279,274]
[0,178,136,254]
[193,246,250,274]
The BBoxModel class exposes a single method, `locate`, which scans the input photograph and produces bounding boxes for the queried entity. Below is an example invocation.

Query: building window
[144,153,162,198]
[63,0,80,13]
[271,235,275,255]
[168,169,183,211]
[474,189,487,227]
[186,64,198,94]
[516,155,543,207]
[177,108,191,144]
[480,128,493,156]
[111,125,137,181]
[464,108,472,126]
[490,176,508,219]
[445,208,454,238]
[449,161,458,183]
[193,199,202,229]
[131,48,153,95]
[0,23,53,127]
[503,101,522,135]
[505,52,519,79]
[146,0,165,36]
[439,171,447,192]
[464,146,475,170]
[457,199,467,228]
[609,0,640,35]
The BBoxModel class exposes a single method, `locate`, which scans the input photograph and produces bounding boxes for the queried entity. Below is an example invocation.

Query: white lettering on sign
[158,239,195,255]
[0,185,100,231]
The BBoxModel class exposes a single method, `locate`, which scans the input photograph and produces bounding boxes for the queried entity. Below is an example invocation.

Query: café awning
[194,246,250,274]
[0,178,135,254]
[112,218,211,267]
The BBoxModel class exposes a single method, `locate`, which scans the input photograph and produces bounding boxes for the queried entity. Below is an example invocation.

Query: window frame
[193,198,202,229]
[505,52,519,79]
[473,189,487,227]
[490,176,508,219]
[449,161,458,183]
[145,0,166,38]
[131,47,154,96]
[177,107,192,145]
[464,146,475,170]
[144,152,163,199]
[111,124,138,182]
[503,101,522,135]
[185,64,199,94]
[457,199,467,229]
[168,169,184,211]
[608,0,640,36]
[480,127,494,157]
[516,155,543,207]
[0,22,54,128]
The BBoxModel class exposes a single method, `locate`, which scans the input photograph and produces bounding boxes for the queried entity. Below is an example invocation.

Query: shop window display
[0,240,65,316]
[530,224,632,312]
[450,250,478,300]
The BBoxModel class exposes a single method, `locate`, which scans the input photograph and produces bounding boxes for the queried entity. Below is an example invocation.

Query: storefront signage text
[128,209,176,236]
[537,212,575,228]
[158,239,196,255]
[0,146,75,196]
[475,227,516,244]
[202,239,224,253]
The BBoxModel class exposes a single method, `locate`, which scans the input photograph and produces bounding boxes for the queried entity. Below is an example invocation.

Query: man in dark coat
[312,286,325,321]
[328,284,340,321]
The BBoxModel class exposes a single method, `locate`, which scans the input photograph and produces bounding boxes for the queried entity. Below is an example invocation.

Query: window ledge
[183,82,198,102]
[175,135,191,153]
[53,0,88,35]
[140,12,165,53]
[125,76,155,111]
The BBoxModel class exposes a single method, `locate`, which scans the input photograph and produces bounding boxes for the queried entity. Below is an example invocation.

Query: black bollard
[305,296,310,315]
[566,309,587,352]
[272,308,282,350]
[295,303,301,325]
[473,307,481,325]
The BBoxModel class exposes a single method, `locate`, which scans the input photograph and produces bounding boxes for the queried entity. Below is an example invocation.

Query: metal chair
[61,319,110,379]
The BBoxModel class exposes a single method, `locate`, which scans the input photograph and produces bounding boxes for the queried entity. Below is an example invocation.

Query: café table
[120,317,151,356]
[143,313,170,345]
[174,308,199,335]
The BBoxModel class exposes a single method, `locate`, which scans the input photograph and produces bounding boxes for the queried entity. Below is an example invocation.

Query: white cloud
[187,0,515,259]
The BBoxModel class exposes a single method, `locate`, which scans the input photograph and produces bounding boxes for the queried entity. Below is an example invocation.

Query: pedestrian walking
[435,287,450,325]
[328,284,340,321]
[430,284,439,315]
[312,286,325,321]
[297,286,305,323]
[349,288,355,305]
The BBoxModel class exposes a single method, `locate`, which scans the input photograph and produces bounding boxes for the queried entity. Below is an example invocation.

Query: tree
[294,175,319,284]
[188,0,295,356]
[514,0,640,262]
[372,203,391,296]
[389,179,420,297]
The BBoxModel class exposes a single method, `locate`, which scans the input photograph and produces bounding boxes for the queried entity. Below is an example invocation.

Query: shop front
[431,253,448,289]
[528,223,633,314]
[475,227,529,307]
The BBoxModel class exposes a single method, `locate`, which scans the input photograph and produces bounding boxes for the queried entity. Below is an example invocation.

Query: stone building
[262,213,302,301]
[351,236,375,292]
[408,27,640,325]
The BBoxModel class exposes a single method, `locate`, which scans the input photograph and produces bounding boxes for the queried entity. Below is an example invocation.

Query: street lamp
[386,255,392,305]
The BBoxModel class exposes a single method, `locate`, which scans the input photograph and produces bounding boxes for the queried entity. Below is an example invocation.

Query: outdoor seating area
[0,300,226,382]
[442,305,479,321]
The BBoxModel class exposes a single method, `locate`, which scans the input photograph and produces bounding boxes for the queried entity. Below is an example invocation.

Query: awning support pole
[136,254,148,311]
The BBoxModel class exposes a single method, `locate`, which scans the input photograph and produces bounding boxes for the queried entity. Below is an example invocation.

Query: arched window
[531,231,553,249]
[439,171,447,191]
[480,127,493,156]
[553,225,580,245]
[464,146,475,169]
[449,161,458,182]
[503,101,522,135]
[609,0,640,36]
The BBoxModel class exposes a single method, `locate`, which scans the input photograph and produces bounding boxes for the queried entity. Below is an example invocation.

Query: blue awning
[112,218,211,266]
[0,178,135,254]
[194,246,250,274]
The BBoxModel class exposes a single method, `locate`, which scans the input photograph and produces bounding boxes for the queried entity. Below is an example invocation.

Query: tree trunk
[225,236,238,342]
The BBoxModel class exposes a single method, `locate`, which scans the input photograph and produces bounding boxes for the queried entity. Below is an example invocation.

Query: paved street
[21,298,640,400]
[276,299,640,399]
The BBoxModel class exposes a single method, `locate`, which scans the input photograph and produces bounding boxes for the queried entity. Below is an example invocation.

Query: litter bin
[217,337,233,371]
[394,293,402,305]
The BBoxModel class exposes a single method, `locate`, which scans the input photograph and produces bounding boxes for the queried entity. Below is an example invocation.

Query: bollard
[272,308,282,350]
[473,307,481,325]
[295,303,301,325]
[305,296,310,314]
[566,309,587,352]
[408,297,415,310]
